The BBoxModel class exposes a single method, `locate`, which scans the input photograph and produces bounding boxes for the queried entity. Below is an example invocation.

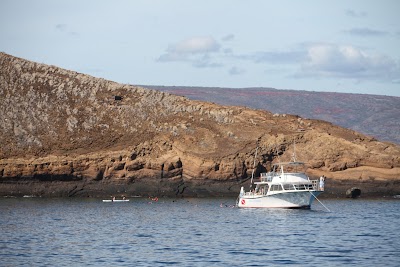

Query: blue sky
[1,0,399,96]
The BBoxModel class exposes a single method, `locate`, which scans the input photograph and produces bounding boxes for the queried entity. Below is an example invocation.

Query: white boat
[102,199,130,202]
[237,161,324,209]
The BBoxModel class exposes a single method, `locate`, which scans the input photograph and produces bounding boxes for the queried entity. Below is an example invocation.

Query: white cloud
[305,44,365,72]
[300,43,399,81]
[167,36,220,55]
[237,43,399,83]
[157,36,222,68]
[157,35,399,85]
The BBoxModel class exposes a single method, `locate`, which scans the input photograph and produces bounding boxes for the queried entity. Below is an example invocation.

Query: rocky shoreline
[1,164,399,198]
[1,147,399,199]
[1,52,399,198]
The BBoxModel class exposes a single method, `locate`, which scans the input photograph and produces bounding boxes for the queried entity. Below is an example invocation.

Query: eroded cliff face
[1,52,399,197]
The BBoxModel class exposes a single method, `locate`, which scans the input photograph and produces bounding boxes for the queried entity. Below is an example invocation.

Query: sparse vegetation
[145,86,400,144]
[0,52,399,197]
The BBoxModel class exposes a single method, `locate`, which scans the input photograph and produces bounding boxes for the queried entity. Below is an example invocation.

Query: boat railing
[311,180,318,190]
[244,179,322,196]
[244,185,309,196]
[289,180,321,191]
[243,191,266,196]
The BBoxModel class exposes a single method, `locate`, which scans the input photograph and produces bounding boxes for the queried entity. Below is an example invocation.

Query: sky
[1,0,399,96]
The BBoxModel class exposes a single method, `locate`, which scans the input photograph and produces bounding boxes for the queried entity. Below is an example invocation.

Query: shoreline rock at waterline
[346,187,362,198]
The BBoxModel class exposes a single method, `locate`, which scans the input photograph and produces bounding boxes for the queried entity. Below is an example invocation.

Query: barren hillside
[1,52,399,197]
[145,86,400,144]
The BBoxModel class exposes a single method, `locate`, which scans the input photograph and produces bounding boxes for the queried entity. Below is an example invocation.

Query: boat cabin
[249,161,321,196]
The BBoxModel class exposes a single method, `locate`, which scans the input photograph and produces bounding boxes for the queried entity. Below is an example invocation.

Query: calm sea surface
[1,197,399,266]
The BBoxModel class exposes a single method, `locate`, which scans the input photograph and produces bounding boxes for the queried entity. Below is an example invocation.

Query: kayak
[102,199,129,202]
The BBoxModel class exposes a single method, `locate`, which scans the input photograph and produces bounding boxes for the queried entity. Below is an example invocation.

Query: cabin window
[270,184,282,191]
[283,184,295,190]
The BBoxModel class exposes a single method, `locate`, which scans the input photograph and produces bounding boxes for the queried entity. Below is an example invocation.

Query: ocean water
[0,197,399,266]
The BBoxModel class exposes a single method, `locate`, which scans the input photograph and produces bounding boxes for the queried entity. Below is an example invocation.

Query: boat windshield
[272,162,306,173]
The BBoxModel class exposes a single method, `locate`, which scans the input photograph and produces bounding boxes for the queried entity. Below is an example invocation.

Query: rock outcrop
[1,52,399,197]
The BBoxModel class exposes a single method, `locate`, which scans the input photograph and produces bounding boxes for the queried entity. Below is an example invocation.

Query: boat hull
[102,199,129,202]
[238,191,322,208]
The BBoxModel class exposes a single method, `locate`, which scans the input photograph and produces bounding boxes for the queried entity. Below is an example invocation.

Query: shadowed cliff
[1,52,399,197]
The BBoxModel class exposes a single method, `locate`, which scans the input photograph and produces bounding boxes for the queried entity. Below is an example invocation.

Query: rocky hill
[1,52,399,198]
[143,86,400,144]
